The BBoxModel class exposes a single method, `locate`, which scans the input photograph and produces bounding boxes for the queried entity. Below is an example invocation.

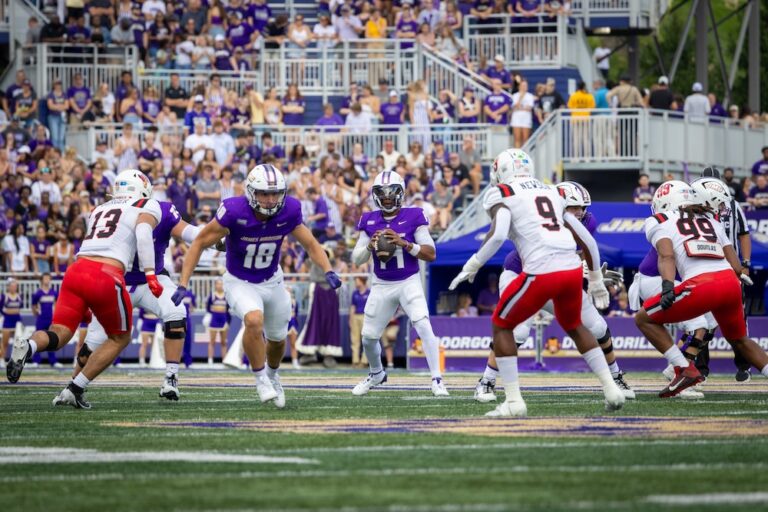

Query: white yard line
[646,492,768,505]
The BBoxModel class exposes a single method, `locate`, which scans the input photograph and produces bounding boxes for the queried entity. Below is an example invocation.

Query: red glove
[146,272,164,298]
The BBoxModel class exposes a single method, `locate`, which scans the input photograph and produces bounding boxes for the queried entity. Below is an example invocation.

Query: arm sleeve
[351,231,372,266]
[565,212,601,270]
[135,221,157,272]
[181,224,201,244]
[475,206,511,265]
[414,225,435,247]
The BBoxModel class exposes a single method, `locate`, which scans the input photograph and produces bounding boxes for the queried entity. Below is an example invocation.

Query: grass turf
[2,369,768,512]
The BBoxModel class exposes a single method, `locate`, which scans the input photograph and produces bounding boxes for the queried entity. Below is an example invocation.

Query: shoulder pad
[652,213,668,224]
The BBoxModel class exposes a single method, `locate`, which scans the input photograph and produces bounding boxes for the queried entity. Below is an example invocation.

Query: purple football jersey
[216,196,303,283]
[357,207,429,281]
[638,248,659,277]
[504,212,598,275]
[125,201,182,286]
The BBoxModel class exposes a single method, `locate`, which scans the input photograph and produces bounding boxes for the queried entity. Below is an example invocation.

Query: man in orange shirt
[567,81,596,159]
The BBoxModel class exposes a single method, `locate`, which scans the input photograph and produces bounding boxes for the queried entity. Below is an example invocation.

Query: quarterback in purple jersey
[77,200,201,401]
[350,170,448,397]
[174,164,340,408]
[473,181,635,403]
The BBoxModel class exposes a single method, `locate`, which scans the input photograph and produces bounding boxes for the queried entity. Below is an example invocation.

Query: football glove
[602,263,624,287]
[145,272,164,298]
[325,271,342,290]
[740,272,754,287]
[660,279,676,310]
[449,254,482,290]
[171,285,187,306]
[587,270,610,310]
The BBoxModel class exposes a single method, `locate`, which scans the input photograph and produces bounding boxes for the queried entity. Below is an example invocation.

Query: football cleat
[485,399,527,417]
[255,375,278,403]
[159,375,180,401]
[603,382,626,412]
[352,371,387,396]
[270,374,286,409]
[474,378,497,403]
[659,362,704,398]
[6,338,32,383]
[52,385,91,410]
[676,387,705,400]
[612,371,636,399]
[431,377,449,397]
[735,368,751,383]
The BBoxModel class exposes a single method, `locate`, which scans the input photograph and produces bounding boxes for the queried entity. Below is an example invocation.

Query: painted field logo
[108,417,768,439]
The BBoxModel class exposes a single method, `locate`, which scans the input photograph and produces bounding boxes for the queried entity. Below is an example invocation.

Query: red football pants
[52,258,133,336]
[492,267,583,331]
[643,269,746,339]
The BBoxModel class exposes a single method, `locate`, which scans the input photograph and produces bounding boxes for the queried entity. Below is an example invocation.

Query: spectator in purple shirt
[67,74,92,126]
[482,55,512,90]
[633,174,655,204]
[183,95,212,134]
[315,104,345,133]
[67,14,91,45]
[3,70,32,119]
[396,7,420,50]
[115,70,135,107]
[167,169,194,221]
[380,90,405,131]
[233,47,251,73]
[748,174,768,209]
[281,84,306,126]
[227,11,256,50]
[28,125,53,156]
[476,273,499,315]
[306,187,329,237]
[483,79,511,125]
[248,0,271,34]
[212,35,234,71]
[261,131,285,163]
[752,146,768,176]
[138,130,163,175]
[141,86,162,124]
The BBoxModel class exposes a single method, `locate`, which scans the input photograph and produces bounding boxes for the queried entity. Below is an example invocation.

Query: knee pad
[164,319,186,339]
[44,330,59,352]
[77,343,92,369]
[597,327,612,345]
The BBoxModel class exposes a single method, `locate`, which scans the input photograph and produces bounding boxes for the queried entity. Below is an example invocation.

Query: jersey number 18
[243,242,277,269]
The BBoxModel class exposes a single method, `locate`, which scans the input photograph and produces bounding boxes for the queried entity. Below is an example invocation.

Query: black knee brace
[77,343,92,368]
[703,329,716,342]
[44,331,59,352]
[164,319,186,339]
[597,328,612,355]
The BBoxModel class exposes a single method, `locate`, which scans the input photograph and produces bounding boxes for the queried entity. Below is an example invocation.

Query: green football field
[2,369,768,512]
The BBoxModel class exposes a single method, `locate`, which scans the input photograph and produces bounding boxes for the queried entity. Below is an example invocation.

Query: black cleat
[735,368,751,383]
[52,384,92,409]
[6,338,31,383]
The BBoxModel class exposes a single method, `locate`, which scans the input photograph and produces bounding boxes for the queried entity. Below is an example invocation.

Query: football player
[474,181,635,403]
[450,149,625,416]
[77,199,201,401]
[350,170,448,396]
[634,181,768,397]
[173,164,341,408]
[6,170,163,409]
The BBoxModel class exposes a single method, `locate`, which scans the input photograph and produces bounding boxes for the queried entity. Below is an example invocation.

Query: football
[375,233,398,263]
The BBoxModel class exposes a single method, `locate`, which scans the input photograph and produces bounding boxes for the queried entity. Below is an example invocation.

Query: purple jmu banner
[409,316,768,373]
[745,209,768,236]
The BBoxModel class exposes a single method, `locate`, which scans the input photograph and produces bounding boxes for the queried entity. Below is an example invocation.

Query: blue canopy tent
[428,202,768,313]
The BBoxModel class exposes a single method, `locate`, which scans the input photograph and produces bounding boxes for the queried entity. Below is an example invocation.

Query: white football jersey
[483,179,580,275]
[77,197,162,269]
[644,210,732,281]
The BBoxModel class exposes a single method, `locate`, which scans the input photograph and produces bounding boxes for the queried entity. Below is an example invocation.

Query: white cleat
[52,386,91,409]
[352,371,387,396]
[431,377,449,397]
[474,379,497,403]
[612,371,636,400]
[603,383,626,412]
[159,375,180,401]
[255,375,278,403]
[485,399,527,417]
[270,374,286,409]
[662,364,676,381]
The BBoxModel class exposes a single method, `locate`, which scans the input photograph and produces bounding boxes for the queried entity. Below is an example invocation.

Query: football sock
[72,373,91,390]
[29,340,38,356]
[266,365,278,379]
[608,361,620,376]
[496,356,523,402]
[413,318,441,379]
[663,346,690,368]
[761,365,768,378]
[165,362,179,378]
[482,364,499,382]
[252,366,267,379]
[581,347,615,389]
[362,337,383,373]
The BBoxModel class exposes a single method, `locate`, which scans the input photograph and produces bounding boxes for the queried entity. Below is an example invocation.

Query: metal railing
[17,44,138,98]
[438,107,768,242]
[0,273,368,316]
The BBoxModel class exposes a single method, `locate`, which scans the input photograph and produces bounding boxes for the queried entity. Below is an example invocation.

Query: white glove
[449,254,482,290]
[587,270,610,310]
[740,273,754,286]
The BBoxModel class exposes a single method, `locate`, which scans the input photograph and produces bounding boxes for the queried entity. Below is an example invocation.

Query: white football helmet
[491,149,534,185]
[556,181,592,208]
[245,164,286,216]
[651,180,699,214]
[690,177,731,212]
[372,170,405,213]
[113,169,152,201]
